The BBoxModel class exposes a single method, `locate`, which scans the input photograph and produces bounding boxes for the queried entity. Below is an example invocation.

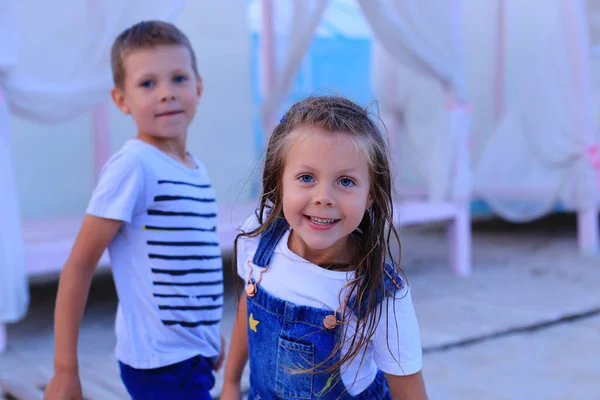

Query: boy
[44,21,224,400]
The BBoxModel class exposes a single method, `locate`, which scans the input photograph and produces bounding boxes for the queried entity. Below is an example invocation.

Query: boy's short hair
[111,20,199,88]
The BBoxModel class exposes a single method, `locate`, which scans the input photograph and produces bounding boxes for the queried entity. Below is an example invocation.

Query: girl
[221,96,427,399]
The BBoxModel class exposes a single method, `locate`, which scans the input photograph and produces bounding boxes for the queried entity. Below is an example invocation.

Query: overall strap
[251,216,290,268]
[347,263,405,317]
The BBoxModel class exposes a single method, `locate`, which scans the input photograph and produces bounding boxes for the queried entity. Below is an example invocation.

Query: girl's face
[281,126,372,265]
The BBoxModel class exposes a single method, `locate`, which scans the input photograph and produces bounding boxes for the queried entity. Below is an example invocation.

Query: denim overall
[246,218,403,399]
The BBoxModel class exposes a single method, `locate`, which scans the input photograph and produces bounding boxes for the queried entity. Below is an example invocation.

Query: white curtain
[473,0,599,221]
[0,0,27,323]
[588,0,600,45]
[0,91,27,323]
[0,0,186,323]
[364,0,471,202]
[258,0,329,136]
[3,0,186,123]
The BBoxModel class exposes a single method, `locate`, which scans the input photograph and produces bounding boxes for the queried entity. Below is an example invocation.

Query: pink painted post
[260,0,276,137]
[380,47,400,197]
[445,0,472,276]
[446,94,472,277]
[564,0,599,255]
[91,103,110,182]
[494,0,505,122]
[448,203,471,276]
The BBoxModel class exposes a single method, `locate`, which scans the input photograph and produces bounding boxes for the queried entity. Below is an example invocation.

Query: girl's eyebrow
[338,168,360,174]
[296,164,317,171]
[296,165,360,174]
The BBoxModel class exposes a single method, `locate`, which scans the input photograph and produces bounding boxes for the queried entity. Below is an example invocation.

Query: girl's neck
[287,230,357,267]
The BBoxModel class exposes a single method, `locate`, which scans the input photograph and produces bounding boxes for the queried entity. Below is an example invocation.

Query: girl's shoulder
[347,263,407,317]
[383,263,406,295]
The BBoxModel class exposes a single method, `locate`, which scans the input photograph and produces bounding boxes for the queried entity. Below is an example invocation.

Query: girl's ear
[366,195,373,210]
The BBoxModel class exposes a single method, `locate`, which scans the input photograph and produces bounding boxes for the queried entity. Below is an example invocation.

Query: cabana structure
[253,0,473,282]
[469,0,599,255]
[0,0,474,353]
[373,0,600,256]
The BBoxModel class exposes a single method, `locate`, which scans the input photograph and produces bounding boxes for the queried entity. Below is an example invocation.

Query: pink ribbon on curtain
[446,100,472,112]
[590,144,600,188]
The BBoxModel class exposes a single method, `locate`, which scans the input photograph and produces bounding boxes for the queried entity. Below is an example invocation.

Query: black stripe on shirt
[148,254,221,261]
[144,225,217,232]
[162,319,220,327]
[148,210,217,218]
[153,293,223,300]
[147,240,219,247]
[157,180,211,189]
[151,268,222,276]
[158,304,222,311]
[154,195,216,203]
[153,280,223,287]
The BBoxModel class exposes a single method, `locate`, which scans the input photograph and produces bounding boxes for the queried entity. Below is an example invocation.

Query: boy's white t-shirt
[237,215,423,395]
[87,139,223,369]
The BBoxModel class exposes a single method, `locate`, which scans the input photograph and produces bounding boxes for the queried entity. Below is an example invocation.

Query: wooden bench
[20,201,258,279]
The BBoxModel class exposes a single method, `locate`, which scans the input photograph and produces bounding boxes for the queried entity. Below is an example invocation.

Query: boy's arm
[386,371,428,400]
[221,293,249,397]
[45,215,121,398]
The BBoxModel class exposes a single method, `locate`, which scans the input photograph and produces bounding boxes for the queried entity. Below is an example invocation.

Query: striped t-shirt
[86,139,223,369]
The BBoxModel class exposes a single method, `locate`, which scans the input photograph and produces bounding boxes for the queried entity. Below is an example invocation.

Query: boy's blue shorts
[119,354,215,400]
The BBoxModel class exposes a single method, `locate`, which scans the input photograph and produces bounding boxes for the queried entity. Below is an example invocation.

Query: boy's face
[111,45,202,142]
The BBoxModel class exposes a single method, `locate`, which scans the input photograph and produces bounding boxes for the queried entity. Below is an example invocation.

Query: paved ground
[1,214,599,399]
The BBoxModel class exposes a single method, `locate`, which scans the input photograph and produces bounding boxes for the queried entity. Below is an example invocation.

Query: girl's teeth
[309,217,335,225]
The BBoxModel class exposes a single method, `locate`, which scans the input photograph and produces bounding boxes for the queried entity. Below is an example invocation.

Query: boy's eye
[339,178,355,187]
[140,80,154,88]
[299,174,314,183]
[173,75,187,83]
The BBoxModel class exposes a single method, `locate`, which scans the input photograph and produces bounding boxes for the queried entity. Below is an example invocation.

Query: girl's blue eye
[339,178,355,187]
[174,75,187,83]
[299,175,314,183]
[140,80,154,88]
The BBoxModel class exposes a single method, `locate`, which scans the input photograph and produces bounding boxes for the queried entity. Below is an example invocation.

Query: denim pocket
[275,337,315,399]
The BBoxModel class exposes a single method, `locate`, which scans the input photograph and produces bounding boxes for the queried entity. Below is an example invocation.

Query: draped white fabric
[258,0,329,135]
[3,0,186,123]
[367,0,471,202]
[359,0,467,102]
[0,0,186,323]
[473,0,599,221]
[0,0,27,323]
[0,91,28,323]
[588,0,600,45]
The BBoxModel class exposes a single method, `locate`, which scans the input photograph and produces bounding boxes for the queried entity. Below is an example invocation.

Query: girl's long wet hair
[233,95,404,380]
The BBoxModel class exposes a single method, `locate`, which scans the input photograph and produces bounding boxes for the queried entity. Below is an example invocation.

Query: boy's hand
[213,335,226,371]
[43,371,83,400]
[219,382,241,400]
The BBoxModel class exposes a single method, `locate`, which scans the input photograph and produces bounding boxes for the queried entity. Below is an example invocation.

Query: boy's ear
[111,87,131,115]
[196,75,203,100]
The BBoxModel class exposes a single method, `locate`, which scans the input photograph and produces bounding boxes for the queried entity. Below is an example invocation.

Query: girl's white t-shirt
[237,215,423,395]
